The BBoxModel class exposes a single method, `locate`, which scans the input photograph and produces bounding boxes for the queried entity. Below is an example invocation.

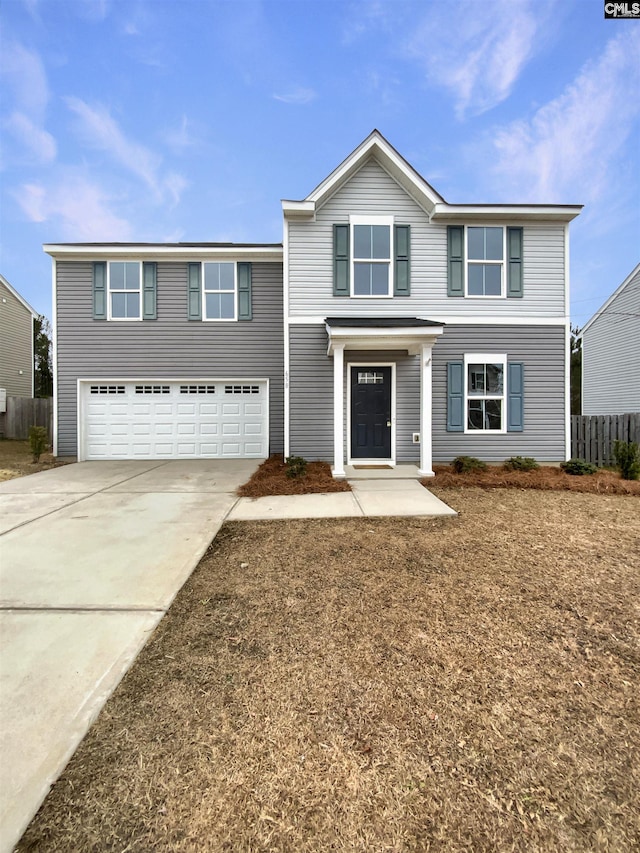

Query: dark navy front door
[350,366,392,459]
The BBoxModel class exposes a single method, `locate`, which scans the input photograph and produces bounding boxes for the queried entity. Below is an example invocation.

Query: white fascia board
[0,273,39,317]
[432,203,583,222]
[305,132,442,213]
[579,262,640,336]
[289,315,569,326]
[43,245,283,262]
[281,200,316,220]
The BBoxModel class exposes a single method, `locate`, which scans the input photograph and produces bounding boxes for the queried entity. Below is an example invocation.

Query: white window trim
[463,353,507,434]
[349,214,394,299]
[107,261,142,321]
[202,261,238,322]
[465,226,506,299]
[346,361,396,465]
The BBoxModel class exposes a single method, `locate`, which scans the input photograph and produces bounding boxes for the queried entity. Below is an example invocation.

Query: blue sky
[1,0,638,328]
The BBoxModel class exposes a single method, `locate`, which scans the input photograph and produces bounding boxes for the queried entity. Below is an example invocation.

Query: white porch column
[333,343,346,478]
[418,343,434,477]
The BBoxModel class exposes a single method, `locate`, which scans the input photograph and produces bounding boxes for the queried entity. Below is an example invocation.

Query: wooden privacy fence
[0,396,53,440]
[571,413,640,466]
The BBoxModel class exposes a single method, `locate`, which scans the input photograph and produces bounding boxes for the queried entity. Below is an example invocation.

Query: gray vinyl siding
[433,325,566,463]
[0,281,33,397]
[55,261,284,456]
[582,266,640,415]
[288,158,566,319]
[289,323,566,464]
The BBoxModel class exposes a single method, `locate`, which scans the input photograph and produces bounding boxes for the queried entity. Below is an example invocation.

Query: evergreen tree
[34,315,53,397]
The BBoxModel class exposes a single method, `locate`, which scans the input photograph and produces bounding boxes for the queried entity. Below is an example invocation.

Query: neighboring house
[580,263,640,415]
[0,274,38,399]
[45,131,582,474]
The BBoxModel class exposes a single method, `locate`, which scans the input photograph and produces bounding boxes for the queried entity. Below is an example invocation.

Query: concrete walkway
[0,460,454,852]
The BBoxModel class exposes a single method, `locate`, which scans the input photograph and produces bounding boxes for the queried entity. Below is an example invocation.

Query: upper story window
[465,354,506,432]
[109,262,141,320]
[447,225,523,299]
[467,227,504,297]
[203,262,236,320]
[352,220,392,297]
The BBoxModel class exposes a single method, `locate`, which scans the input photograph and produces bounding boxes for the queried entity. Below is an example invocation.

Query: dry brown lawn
[0,439,70,482]
[18,489,640,852]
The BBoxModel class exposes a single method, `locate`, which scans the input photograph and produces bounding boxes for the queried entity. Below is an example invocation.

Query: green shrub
[613,440,640,480]
[560,458,597,476]
[452,456,488,473]
[29,425,49,463]
[285,455,308,479]
[503,456,540,471]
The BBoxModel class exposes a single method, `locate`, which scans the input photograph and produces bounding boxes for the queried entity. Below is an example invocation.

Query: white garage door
[80,380,268,460]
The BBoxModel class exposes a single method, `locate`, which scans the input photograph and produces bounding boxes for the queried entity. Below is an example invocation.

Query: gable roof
[0,273,38,317]
[282,129,582,223]
[580,262,640,336]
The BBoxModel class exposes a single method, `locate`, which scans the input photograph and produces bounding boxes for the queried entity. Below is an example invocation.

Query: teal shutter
[447,361,464,432]
[188,263,201,320]
[507,362,524,432]
[507,227,523,298]
[394,225,410,296]
[93,262,107,319]
[142,262,157,320]
[447,226,464,297]
[237,262,252,320]
[334,224,350,297]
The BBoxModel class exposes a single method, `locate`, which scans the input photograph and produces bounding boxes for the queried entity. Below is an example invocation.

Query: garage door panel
[82,381,267,460]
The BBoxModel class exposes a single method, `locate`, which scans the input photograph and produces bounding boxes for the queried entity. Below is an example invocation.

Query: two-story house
[45,131,581,474]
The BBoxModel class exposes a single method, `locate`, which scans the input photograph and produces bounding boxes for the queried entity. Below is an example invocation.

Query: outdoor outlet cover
[412,433,420,444]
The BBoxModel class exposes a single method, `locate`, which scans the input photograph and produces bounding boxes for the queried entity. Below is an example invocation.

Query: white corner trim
[52,259,58,456]
[283,220,291,458]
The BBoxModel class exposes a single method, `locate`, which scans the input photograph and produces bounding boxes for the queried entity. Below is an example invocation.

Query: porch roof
[325,317,444,355]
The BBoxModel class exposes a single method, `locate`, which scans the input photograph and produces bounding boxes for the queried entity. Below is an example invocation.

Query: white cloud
[16,174,132,241]
[5,112,56,163]
[273,87,317,105]
[486,29,640,204]
[163,115,197,152]
[405,0,549,119]
[64,97,187,205]
[0,42,50,119]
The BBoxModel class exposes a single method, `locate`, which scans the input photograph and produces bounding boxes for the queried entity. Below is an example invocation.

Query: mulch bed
[17,490,640,852]
[237,454,351,497]
[430,464,640,495]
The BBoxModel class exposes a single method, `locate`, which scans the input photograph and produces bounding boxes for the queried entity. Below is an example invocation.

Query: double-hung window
[351,216,393,297]
[203,262,236,320]
[467,227,504,297]
[108,261,141,320]
[465,354,506,432]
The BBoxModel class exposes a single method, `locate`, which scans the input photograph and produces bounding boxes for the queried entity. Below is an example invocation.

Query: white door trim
[346,361,396,466]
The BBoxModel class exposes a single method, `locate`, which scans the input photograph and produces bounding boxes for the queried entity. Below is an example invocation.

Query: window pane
[218,263,235,290]
[126,292,140,317]
[123,262,140,290]
[204,263,220,291]
[468,265,484,295]
[484,264,502,295]
[468,227,485,260]
[354,225,372,259]
[371,264,389,295]
[468,400,484,430]
[485,228,503,260]
[371,225,390,259]
[354,263,371,295]
[111,292,126,317]
[486,363,504,394]
[110,263,125,290]
[219,292,235,319]
[485,399,502,430]
[468,364,485,394]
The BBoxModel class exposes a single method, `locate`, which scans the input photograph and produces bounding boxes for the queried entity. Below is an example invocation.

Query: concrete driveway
[0,459,259,853]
